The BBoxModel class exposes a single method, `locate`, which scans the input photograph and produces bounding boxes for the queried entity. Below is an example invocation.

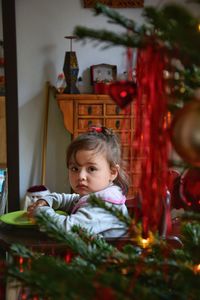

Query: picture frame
[83,0,144,8]
[90,63,117,85]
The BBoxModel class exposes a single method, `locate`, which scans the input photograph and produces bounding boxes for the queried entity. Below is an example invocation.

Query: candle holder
[63,36,79,94]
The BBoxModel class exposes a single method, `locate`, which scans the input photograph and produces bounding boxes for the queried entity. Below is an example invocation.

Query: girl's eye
[88,166,97,172]
[70,166,78,172]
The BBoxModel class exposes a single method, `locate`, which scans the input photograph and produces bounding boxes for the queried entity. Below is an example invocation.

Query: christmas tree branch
[74,26,143,49]
[75,2,200,65]
[35,211,125,264]
[5,218,200,300]
[143,4,200,64]
[74,2,146,49]
[7,254,96,300]
[88,194,131,226]
[94,2,138,32]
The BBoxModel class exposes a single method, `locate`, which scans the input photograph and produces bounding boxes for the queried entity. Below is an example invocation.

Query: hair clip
[89,126,102,133]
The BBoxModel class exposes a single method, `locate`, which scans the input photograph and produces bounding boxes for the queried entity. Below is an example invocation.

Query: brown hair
[66,126,129,195]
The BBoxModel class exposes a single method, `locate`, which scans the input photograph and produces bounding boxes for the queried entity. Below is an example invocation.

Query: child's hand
[27,199,49,219]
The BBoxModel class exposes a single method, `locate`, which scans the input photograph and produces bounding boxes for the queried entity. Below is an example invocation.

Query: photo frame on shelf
[90,63,117,94]
[90,63,117,85]
[83,0,144,8]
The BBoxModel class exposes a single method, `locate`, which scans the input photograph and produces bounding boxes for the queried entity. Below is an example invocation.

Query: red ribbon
[134,41,172,237]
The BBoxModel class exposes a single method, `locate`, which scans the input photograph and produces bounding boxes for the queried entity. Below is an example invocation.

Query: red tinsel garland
[134,41,171,238]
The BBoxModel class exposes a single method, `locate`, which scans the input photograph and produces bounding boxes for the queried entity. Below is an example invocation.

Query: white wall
[15,0,198,204]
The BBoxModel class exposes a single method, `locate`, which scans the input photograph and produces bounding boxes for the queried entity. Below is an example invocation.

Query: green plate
[0,210,67,227]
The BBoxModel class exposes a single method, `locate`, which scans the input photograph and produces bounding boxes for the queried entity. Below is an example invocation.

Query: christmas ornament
[170,100,200,167]
[167,169,180,193]
[108,80,137,108]
[179,168,200,212]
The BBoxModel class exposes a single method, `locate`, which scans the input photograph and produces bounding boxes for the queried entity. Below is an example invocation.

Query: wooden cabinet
[56,94,141,199]
[0,96,6,167]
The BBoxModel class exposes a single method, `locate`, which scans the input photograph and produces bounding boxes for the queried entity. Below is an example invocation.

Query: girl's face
[68,150,118,196]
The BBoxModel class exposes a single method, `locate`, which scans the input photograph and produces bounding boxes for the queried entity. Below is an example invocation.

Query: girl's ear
[110,164,120,181]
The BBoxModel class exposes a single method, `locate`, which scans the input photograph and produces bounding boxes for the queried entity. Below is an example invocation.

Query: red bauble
[170,100,200,167]
[179,168,200,212]
[167,169,180,193]
[108,80,137,108]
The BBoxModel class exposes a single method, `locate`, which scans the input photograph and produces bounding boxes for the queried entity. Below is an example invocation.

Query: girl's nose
[78,169,87,181]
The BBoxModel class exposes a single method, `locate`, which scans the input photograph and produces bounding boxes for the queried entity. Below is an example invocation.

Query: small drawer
[105,118,131,130]
[106,104,123,115]
[78,104,103,116]
[78,118,103,130]
[106,104,131,115]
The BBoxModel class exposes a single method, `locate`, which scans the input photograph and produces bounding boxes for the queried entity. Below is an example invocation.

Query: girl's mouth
[76,184,88,191]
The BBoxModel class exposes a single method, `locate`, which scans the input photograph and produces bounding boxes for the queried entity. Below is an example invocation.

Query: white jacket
[33,185,129,238]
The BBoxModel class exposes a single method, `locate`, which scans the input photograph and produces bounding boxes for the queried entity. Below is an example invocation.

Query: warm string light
[19,256,24,273]
[135,230,154,249]
[163,111,172,129]
[193,264,200,274]
[65,252,72,263]
[21,288,27,300]
[141,238,150,249]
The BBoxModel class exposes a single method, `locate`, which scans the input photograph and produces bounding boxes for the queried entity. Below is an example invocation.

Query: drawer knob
[115,120,120,129]
[88,106,92,115]
[88,120,93,127]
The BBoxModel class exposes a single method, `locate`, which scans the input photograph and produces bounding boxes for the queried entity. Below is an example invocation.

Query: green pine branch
[74,3,146,49]
[5,248,188,299]
[7,254,96,300]
[143,4,200,64]
[75,2,200,63]
[94,2,137,31]
[74,1,200,105]
[6,220,200,300]
[35,211,125,265]
[88,194,131,226]
[74,26,143,49]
